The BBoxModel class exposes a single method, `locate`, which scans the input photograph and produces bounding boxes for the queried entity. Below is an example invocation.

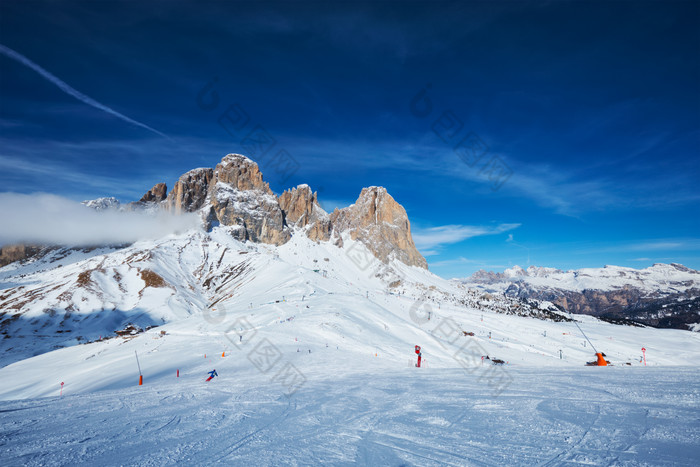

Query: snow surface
[0,367,698,465]
[1,229,700,465]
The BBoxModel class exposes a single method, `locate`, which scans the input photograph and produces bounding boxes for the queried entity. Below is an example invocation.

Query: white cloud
[0,193,201,246]
[413,223,520,250]
[623,241,685,251]
[589,239,700,254]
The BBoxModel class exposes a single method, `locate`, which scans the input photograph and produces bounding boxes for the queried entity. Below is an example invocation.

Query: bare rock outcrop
[330,187,427,269]
[139,183,168,203]
[166,168,214,214]
[210,183,290,245]
[278,184,331,242]
[159,155,426,264]
[0,244,41,267]
[213,154,272,194]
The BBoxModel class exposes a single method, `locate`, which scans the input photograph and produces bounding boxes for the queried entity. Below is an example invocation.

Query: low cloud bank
[0,193,202,246]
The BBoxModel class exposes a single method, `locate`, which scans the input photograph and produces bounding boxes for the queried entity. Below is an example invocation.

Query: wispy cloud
[420,250,440,257]
[624,241,686,251]
[277,137,620,216]
[279,134,699,217]
[413,223,520,250]
[0,43,169,139]
[0,135,231,200]
[578,239,700,256]
[615,240,700,252]
[427,255,506,271]
[0,193,201,246]
[506,233,531,265]
[0,154,138,198]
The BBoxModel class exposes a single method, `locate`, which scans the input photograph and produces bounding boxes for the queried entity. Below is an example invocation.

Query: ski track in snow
[0,368,699,466]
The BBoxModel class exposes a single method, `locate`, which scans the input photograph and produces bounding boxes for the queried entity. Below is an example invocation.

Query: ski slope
[1,367,698,466]
[1,228,700,465]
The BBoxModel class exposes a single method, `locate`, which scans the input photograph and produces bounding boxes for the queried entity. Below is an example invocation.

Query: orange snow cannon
[595,353,608,366]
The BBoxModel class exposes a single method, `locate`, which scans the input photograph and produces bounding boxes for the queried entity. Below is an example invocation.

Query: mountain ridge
[79,153,427,270]
[460,263,700,330]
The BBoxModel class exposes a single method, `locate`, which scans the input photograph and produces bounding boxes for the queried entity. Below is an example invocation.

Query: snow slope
[2,228,700,387]
[0,366,698,466]
[2,229,700,464]
[0,226,562,368]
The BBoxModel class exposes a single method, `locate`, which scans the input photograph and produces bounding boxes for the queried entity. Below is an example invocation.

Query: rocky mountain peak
[139,183,168,203]
[81,197,120,211]
[279,185,318,224]
[213,154,272,194]
[78,154,427,268]
[330,186,427,269]
[278,184,332,243]
[166,167,214,214]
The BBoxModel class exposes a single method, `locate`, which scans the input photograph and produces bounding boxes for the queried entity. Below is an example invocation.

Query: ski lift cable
[569,313,598,354]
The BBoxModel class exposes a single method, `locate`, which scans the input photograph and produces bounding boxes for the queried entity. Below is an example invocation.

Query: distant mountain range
[459,264,700,330]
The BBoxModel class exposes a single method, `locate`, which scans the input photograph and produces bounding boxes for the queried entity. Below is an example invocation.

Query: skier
[206,369,218,381]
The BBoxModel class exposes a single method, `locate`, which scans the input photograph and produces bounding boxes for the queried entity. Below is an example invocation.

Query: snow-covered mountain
[0,228,575,369]
[2,153,698,375]
[2,152,699,374]
[1,154,573,367]
[2,153,700,465]
[461,264,700,330]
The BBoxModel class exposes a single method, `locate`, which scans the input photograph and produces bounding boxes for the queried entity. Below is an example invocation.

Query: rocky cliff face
[278,185,332,242]
[0,244,42,267]
[205,155,290,245]
[139,183,168,203]
[210,182,289,245]
[166,168,214,214]
[330,187,427,269]
[212,154,271,193]
[156,155,427,266]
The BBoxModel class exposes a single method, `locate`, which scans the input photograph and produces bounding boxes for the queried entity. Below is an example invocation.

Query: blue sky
[1,1,698,278]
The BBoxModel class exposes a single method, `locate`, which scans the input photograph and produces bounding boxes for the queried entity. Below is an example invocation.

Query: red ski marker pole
[642,347,646,366]
[60,382,64,397]
[135,350,143,386]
